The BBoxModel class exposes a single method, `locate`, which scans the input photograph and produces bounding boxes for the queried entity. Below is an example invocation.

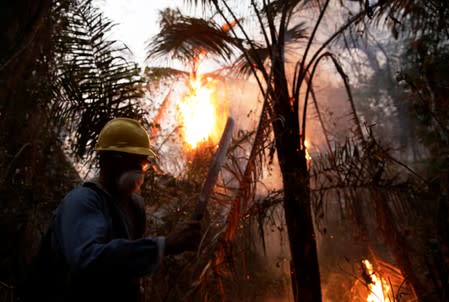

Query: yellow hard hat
[95,117,156,157]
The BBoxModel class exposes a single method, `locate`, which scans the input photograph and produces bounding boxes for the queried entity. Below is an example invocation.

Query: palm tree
[146,1,384,301]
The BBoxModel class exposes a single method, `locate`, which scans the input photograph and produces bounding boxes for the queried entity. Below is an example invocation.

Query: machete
[192,117,235,221]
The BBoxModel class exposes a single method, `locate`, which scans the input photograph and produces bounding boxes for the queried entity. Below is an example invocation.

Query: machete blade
[192,117,235,220]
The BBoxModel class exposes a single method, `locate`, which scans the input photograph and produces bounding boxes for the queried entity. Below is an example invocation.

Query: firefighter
[47,117,201,301]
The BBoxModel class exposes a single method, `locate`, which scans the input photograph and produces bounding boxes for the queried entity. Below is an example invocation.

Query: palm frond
[146,8,241,64]
[262,0,315,17]
[230,21,307,78]
[231,45,271,77]
[262,0,294,16]
[53,0,145,159]
[310,129,427,231]
[144,66,189,82]
[373,0,449,39]
[285,21,308,43]
[308,129,431,294]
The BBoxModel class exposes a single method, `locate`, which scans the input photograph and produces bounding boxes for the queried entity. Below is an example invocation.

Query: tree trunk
[269,40,322,300]
[275,128,322,302]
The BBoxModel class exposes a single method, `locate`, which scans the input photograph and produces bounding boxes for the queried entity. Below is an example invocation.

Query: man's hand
[165,221,201,255]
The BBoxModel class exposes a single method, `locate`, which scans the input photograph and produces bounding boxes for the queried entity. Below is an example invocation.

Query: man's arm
[54,187,163,278]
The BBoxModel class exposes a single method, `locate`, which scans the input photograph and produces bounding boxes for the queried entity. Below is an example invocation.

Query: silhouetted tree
[146,1,385,301]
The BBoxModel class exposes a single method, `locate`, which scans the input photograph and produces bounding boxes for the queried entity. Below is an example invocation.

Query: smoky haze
[94,1,422,301]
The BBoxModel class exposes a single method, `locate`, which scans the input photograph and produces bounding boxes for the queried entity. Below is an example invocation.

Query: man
[35,117,201,302]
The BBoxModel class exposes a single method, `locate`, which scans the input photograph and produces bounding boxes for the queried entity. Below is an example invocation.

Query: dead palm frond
[309,126,434,299]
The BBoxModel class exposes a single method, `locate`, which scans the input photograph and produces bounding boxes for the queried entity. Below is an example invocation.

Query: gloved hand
[165,221,201,255]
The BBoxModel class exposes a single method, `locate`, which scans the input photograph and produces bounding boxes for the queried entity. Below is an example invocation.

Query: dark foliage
[0,0,150,299]
[52,0,145,160]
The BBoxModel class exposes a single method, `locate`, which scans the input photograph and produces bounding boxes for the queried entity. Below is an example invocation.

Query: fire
[362,259,391,302]
[177,73,227,150]
[348,258,415,302]
[304,139,312,169]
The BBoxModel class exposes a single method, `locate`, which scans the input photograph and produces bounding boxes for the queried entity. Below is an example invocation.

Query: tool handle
[192,117,234,220]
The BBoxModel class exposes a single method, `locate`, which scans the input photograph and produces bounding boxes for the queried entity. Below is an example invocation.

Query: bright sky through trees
[94,0,184,65]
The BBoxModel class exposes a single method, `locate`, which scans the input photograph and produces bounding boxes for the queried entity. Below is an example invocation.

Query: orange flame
[177,73,227,150]
[362,259,391,302]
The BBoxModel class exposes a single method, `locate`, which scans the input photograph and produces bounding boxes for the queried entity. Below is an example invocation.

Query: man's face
[115,153,152,195]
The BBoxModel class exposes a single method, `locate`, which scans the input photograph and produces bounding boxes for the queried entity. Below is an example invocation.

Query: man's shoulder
[63,183,106,207]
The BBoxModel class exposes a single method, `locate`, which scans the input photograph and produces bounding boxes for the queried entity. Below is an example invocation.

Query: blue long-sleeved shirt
[52,182,164,301]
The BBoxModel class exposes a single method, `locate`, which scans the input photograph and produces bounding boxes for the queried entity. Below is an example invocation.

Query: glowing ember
[177,73,227,150]
[362,259,391,302]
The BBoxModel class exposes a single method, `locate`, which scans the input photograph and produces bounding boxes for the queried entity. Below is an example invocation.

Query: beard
[116,170,145,196]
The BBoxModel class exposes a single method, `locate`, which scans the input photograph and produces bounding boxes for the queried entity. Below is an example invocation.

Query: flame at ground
[362,259,391,302]
[345,257,416,302]
[177,74,227,150]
